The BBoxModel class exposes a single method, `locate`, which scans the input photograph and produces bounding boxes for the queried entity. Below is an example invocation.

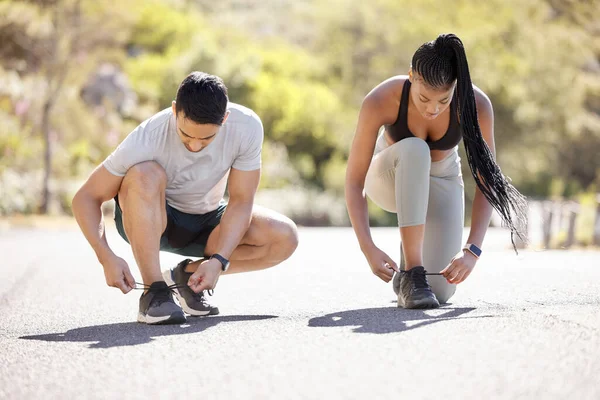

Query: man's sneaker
[162,259,220,316]
[396,266,440,309]
[137,281,186,325]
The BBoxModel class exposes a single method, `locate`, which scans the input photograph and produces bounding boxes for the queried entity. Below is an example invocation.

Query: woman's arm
[345,80,400,252]
[441,88,496,284]
[465,88,496,249]
[345,93,383,253]
[345,79,403,281]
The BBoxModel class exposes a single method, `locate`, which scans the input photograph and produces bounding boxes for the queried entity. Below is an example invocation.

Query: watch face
[469,245,482,257]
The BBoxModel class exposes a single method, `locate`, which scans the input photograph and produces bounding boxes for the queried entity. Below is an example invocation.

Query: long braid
[412,34,528,252]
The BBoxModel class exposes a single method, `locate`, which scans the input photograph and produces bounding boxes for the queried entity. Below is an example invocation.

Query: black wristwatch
[210,253,230,272]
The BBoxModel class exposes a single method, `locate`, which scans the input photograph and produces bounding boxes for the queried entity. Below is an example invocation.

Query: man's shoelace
[134,282,184,305]
[192,289,214,301]
[134,282,214,303]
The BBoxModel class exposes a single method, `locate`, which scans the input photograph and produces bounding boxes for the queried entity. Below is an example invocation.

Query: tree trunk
[594,194,600,246]
[542,201,554,249]
[564,202,579,249]
[39,101,53,214]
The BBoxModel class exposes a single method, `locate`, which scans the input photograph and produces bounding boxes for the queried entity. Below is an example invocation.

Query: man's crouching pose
[72,71,299,324]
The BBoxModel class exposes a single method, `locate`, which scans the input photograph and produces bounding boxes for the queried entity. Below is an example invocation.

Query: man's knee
[263,215,299,263]
[269,216,299,261]
[120,161,167,199]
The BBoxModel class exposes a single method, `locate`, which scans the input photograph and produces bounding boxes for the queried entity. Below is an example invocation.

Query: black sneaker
[137,281,186,325]
[162,259,220,316]
[396,266,440,309]
[392,250,406,295]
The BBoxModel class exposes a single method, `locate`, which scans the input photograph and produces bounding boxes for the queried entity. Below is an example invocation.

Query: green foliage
[0,0,598,224]
[246,45,353,185]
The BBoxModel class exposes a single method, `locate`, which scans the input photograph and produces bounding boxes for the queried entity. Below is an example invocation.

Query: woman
[345,33,527,309]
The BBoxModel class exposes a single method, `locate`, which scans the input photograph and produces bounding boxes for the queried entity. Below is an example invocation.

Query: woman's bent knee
[430,278,456,304]
[390,137,431,164]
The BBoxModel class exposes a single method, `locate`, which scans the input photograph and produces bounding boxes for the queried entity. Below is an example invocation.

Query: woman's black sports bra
[385,80,462,151]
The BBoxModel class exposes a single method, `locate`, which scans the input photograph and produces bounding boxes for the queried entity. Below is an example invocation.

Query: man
[72,71,299,325]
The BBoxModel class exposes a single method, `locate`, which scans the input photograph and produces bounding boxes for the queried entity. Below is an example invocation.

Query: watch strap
[462,243,482,258]
[210,253,230,271]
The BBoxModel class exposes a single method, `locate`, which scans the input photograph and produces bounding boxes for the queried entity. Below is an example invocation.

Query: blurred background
[0,0,598,249]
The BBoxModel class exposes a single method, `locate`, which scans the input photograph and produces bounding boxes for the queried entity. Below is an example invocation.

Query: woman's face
[409,71,455,120]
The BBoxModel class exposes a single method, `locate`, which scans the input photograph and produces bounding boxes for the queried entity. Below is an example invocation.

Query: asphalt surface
[1,224,599,400]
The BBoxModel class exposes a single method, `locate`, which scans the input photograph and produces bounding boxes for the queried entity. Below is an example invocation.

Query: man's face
[172,102,228,153]
[409,71,455,120]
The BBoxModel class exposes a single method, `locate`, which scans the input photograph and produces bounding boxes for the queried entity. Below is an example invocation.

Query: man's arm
[72,165,123,262]
[187,167,260,292]
[72,165,135,293]
[211,167,260,259]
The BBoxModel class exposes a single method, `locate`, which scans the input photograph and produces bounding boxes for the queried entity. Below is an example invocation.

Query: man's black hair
[175,71,228,125]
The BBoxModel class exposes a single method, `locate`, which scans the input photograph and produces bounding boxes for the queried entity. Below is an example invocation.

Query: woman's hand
[364,246,399,282]
[440,250,478,284]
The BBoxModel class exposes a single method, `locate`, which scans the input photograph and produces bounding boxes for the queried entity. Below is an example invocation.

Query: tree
[0,0,141,213]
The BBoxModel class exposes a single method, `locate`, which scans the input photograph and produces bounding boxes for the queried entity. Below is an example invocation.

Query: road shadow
[20,314,277,349]
[308,306,493,334]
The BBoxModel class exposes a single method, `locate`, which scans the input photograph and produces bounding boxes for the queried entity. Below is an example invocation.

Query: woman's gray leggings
[364,135,464,303]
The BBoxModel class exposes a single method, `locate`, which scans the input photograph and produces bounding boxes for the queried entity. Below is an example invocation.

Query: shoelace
[179,259,214,298]
[397,271,442,276]
[134,282,214,301]
[190,288,213,302]
[134,282,185,305]
[402,270,431,290]
[134,282,186,291]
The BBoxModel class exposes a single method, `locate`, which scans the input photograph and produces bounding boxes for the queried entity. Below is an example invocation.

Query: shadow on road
[308,307,493,333]
[20,314,277,348]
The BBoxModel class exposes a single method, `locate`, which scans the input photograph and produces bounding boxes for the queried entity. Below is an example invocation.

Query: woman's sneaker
[396,266,440,309]
[162,259,220,316]
[137,281,186,325]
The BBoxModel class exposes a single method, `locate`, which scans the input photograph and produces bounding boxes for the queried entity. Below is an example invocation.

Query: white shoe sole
[397,294,440,309]
[137,312,185,325]
[162,269,211,316]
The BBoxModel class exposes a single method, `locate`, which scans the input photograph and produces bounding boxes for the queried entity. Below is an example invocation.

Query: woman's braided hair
[412,33,528,252]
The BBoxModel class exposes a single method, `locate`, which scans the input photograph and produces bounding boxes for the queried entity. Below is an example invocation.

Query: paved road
[1,224,599,400]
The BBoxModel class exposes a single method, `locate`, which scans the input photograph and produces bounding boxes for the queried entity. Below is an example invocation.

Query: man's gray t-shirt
[103,102,263,215]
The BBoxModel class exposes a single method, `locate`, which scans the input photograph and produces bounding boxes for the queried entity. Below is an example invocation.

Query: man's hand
[188,258,222,293]
[440,251,477,284]
[364,245,399,283]
[102,254,136,294]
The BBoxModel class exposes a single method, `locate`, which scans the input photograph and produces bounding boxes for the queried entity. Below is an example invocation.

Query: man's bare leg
[118,161,168,286]
[184,205,299,274]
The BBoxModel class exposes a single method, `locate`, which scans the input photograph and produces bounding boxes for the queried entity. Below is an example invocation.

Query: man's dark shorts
[114,196,226,257]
